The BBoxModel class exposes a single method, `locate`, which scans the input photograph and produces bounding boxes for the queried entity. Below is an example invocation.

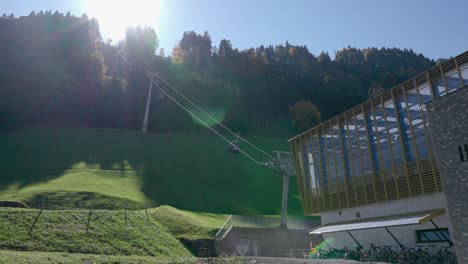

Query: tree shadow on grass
[0,128,142,195]
[0,128,303,215]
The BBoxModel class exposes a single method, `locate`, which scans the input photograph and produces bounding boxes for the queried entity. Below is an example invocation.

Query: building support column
[280,174,289,229]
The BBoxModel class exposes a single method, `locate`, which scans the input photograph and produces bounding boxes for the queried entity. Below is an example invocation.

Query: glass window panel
[355,113,372,174]
[375,107,392,169]
[405,93,420,105]
[419,103,433,157]
[397,99,415,161]
[306,138,314,191]
[460,63,468,84]
[325,133,336,187]
[369,112,382,171]
[360,144,371,174]
[417,83,433,103]
[416,229,450,243]
[445,69,461,93]
[311,136,322,191]
[405,89,430,160]
[302,143,310,191]
[432,78,446,97]
[319,134,329,186]
[348,120,363,179]
[384,100,403,166]
[343,124,353,181]
[415,129,429,158]
[380,136,393,168]
[333,127,344,181]
[308,153,317,190]
[297,150,306,192]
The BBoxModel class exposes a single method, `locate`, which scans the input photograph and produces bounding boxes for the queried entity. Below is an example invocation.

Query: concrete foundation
[216,227,320,258]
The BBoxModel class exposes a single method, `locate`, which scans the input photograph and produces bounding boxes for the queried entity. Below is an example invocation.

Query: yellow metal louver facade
[289,51,468,215]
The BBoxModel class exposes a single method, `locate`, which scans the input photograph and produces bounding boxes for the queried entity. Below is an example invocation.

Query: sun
[83,0,160,42]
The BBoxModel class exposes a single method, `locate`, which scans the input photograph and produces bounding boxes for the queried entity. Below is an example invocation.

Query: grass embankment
[0,206,228,256]
[149,206,228,240]
[0,250,196,264]
[0,127,302,215]
[0,208,191,257]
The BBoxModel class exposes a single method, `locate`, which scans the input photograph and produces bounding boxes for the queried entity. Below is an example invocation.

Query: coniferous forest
[0,12,437,134]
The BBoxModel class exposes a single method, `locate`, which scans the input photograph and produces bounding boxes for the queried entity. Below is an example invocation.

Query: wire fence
[1,195,318,243]
[0,192,153,211]
[0,195,155,236]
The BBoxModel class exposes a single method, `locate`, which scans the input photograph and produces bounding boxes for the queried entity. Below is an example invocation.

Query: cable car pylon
[115,50,296,228]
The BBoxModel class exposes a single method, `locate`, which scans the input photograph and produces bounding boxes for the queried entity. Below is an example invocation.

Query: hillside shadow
[0,128,303,215]
[0,129,80,192]
[137,132,304,215]
[0,128,140,194]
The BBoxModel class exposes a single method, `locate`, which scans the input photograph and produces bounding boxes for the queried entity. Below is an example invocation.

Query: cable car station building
[289,51,468,261]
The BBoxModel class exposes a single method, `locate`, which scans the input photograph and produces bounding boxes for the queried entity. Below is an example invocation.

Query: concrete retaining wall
[216,227,320,258]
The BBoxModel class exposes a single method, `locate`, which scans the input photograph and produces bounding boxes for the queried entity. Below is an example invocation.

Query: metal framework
[263,151,295,229]
[289,51,468,214]
[309,209,450,247]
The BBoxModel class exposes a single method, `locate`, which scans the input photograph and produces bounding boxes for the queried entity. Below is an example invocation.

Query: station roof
[308,209,445,235]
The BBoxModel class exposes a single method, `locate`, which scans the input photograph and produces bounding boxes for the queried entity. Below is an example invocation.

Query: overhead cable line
[116,49,272,164]
[117,49,132,66]
[157,83,263,165]
[156,75,276,160]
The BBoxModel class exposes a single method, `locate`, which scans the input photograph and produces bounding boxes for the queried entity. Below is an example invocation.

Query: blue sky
[2,0,467,59]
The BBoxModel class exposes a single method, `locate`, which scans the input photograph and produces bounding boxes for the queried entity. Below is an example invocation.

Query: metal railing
[214,214,319,248]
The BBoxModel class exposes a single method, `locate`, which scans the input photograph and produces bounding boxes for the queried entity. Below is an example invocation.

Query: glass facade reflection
[290,51,468,214]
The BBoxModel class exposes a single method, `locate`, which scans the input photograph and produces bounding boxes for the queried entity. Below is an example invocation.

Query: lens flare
[83,0,160,42]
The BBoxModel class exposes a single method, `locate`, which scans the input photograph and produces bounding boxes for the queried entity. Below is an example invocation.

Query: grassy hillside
[0,208,191,257]
[148,205,228,240]
[0,128,303,215]
[0,206,320,262]
[0,206,229,256]
[0,251,196,264]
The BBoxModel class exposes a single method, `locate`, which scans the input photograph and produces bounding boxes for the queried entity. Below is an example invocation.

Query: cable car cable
[157,84,263,166]
[117,51,271,165]
[156,75,276,160]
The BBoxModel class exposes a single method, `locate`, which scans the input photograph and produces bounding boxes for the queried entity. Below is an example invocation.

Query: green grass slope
[0,208,191,257]
[0,206,238,261]
[148,205,228,240]
[0,128,303,215]
[0,250,196,264]
[0,206,230,257]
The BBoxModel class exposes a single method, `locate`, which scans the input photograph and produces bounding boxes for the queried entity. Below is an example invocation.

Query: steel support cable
[156,75,276,160]
[117,50,132,66]
[157,85,263,166]
[117,51,271,164]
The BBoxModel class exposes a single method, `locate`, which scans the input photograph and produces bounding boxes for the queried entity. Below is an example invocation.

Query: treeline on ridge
[0,12,436,134]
